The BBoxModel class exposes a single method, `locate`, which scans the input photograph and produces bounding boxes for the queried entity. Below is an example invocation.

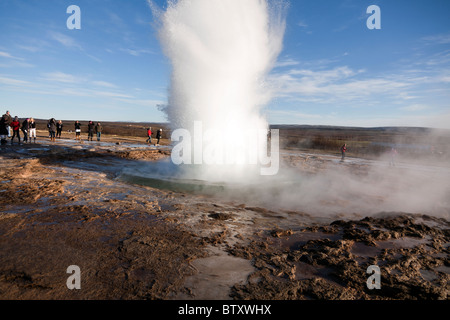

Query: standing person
[21,118,29,143]
[95,122,103,141]
[48,118,57,142]
[74,121,81,141]
[87,121,95,141]
[146,127,152,144]
[56,120,63,138]
[0,114,8,145]
[29,117,37,143]
[10,116,21,144]
[156,129,162,145]
[340,143,347,161]
[2,111,12,138]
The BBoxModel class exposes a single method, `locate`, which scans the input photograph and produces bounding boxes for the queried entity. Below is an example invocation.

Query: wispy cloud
[268,63,437,106]
[421,33,450,45]
[0,75,31,86]
[0,51,24,61]
[32,70,140,101]
[48,31,82,50]
[91,80,118,88]
[274,58,299,68]
[0,51,34,68]
[297,20,308,28]
[400,104,430,112]
[41,71,83,84]
[119,48,154,56]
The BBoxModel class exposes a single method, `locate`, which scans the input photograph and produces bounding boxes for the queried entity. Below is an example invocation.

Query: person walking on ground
[10,116,21,144]
[146,127,152,144]
[95,122,103,141]
[56,120,63,138]
[0,114,8,145]
[87,121,95,141]
[156,129,162,146]
[74,121,81,141]
[340,143,347,161]
[29,117,36,143]
[21,118,29,143]
[3,111,12,138]
[48,118,57,142]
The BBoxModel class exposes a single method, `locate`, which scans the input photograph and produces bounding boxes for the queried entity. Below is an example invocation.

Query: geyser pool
[152,0,287,182]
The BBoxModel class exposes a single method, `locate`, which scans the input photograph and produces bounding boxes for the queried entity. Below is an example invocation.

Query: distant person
[87,121,95,141]
[146,127,152,144]
[56,120,63,138]
[29,117,36,143]
[74,121,81,141]
[389,147,398,166]
[48,118,57,142]
[10,116,21,144]
[340,143,347,161]
[2,111,12,138]
[21,118,29,143]
[156,129,162,145]
[95,122,103,141]
[0,114,8,145]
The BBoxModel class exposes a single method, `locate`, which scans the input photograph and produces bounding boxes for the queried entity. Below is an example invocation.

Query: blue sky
[0,0,449,128]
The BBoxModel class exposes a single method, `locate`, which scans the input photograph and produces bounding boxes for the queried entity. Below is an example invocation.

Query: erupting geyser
[152,0,287,182]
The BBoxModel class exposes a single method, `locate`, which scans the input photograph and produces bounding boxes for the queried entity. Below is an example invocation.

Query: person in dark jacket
[2,111,12,137]
[10,116,21,144]
[21,118,29,143]
[87,121,95,141]
[156,129,162,145]
[74,121,81,141]
[56,120,63,138]
[49,118,57,142]
[0,114,8,145]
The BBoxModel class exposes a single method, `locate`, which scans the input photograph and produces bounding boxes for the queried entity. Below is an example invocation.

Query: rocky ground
[0,137,448,300]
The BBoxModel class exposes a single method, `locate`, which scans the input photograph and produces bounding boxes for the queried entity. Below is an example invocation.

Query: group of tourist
[1,111,37,145]
[1,110,105,145]
[1,110,164,146]
[146,127,163,146]
[73,120,103,142]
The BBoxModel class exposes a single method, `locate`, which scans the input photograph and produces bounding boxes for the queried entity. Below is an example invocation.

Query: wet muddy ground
[0,140,448,300]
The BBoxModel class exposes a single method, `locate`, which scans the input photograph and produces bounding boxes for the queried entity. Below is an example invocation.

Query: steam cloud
[150,0,287,182]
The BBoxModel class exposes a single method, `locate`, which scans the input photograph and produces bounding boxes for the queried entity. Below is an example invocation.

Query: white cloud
[269,66,421,105]
[41,72,83,84]
[400,104,430,112]
[49,31,82,50]
[93,91,133,99]
[91,80,118,88]
[422,33,450,45]
[0,76,30,86]
[274,58,299,68]
[120,48,154,56]
[0,51,24,60]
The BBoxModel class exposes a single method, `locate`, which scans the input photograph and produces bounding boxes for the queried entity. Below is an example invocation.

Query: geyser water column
[156,0,286,182]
